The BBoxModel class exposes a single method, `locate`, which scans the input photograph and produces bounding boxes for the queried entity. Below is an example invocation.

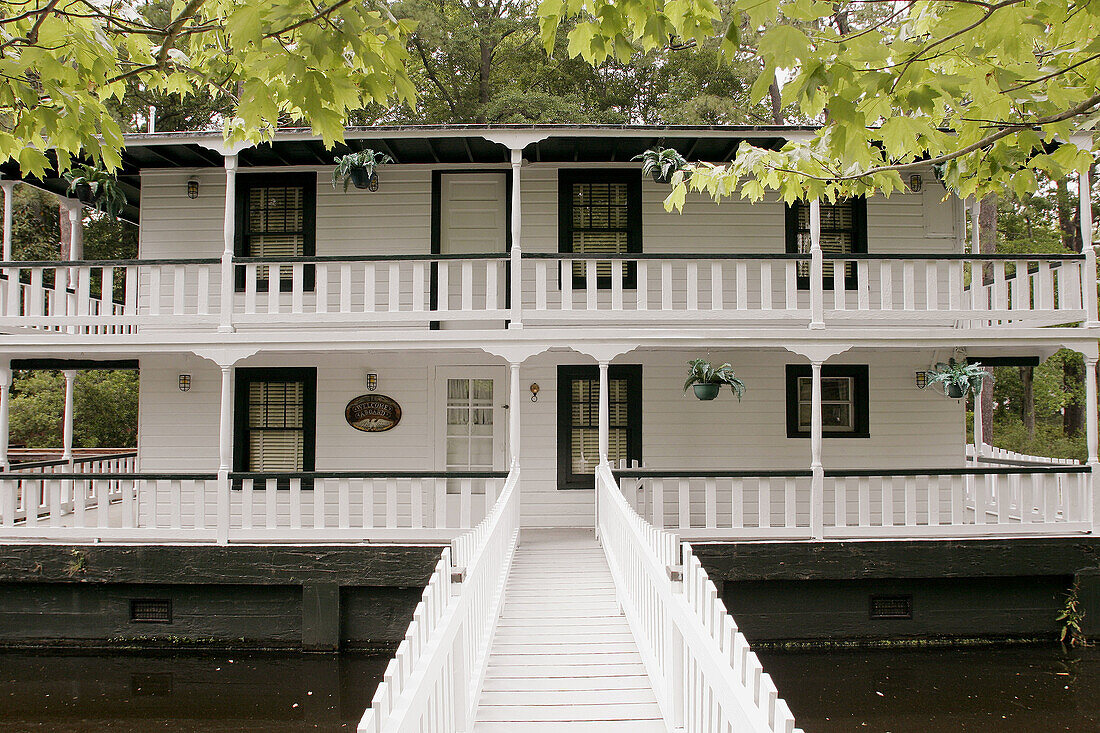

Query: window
[785,198,867,289]
[557,365,642,489]
[559,171,641,289]
[235,173,316,290]
[234,368,317,483]
[785,365,869,439]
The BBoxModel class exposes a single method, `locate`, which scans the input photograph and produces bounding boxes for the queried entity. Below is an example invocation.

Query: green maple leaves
[545,0,1100,206]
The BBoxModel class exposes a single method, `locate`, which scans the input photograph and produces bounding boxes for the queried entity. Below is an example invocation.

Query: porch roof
[117,123,806,167]
[2,125,807,224]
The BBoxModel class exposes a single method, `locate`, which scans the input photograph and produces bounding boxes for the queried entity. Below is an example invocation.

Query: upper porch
[0,125,1094,339]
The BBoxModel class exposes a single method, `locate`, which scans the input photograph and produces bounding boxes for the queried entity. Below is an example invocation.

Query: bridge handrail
[358,463,520,733]
[596,461,801,733]
[966,443,1081,467]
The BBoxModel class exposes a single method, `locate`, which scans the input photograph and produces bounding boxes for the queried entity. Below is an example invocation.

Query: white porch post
[809,199,824,329]
[66,202,84,261]
[598,361,610,463]
[220,154,238,333]
[508,362,521,466]
[809,360,824,538]
[1,180,16,261]
[2,182,14,320]
[1081,165,1098,327]
[1084,355,1099,529]
[62,369,76,466]
[509,149,524,329]
[65,201,83,325]
[972,384,985,460]
[217,364,233,544]
[0,362,11,470]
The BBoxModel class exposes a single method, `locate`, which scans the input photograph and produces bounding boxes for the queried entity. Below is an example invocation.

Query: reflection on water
[3,645,1098,731]
[0,650,388,732]
[758,644,1100,733]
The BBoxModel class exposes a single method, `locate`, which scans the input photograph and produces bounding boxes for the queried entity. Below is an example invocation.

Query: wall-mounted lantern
[366,372,378,392]
[186,179,200,199]
[908,174,923,193]
[178,374,192,392]
[914,370,929,390]
[530,383,540,402]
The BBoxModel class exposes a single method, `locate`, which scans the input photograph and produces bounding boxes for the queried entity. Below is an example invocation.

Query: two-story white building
[0,124,1096,543]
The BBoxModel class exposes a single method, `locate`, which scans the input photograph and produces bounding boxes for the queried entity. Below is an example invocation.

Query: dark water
[1,645,1097,731]
[0,650,389,732]
[758,644,1100,732]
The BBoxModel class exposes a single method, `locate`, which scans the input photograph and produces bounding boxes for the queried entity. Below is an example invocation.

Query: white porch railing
[229,471,508,542]
[358,464,520,733]
[0,258,218,332]
[617,466,1093,540]
[824,254,1087,325]
[0,469,505,543]
[233,254,510,324]
[966,443,1081,467]
[521,252,1089,326]
[2,252,1089,333]
[523,253,809,321]
[597,462,801,733]
[7,451,137,474]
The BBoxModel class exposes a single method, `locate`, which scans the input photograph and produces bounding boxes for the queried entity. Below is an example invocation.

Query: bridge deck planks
[473,529,666,732]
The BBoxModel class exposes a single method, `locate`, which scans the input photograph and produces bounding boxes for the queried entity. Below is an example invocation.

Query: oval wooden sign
[345,394,402,432]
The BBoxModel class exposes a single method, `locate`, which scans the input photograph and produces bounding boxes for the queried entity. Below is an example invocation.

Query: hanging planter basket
[692,383,721,401]
[350,168,380,191]
[332,149,392,192]
[72,182,94,204]
[683,359,745,402]
[924,358,992,400]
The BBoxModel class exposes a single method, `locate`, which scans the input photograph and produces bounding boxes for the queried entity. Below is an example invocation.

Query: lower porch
[0,343,1095,543]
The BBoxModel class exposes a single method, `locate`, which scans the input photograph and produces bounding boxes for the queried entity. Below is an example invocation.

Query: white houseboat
[0,125,1095,733]
[0,125,1095,542]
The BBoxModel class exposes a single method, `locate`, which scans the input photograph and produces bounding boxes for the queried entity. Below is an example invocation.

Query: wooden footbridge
[358,464,801,733]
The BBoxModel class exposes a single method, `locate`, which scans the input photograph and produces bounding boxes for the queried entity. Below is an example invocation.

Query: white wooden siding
[139,165,960,262]
[138,348,964,529]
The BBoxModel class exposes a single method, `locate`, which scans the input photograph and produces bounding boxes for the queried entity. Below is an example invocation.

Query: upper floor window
[785,197,867,289]
[559,170,641,289]
[235,173,316,290]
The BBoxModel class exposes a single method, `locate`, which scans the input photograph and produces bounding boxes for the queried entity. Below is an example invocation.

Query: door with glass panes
[436,368,508,483]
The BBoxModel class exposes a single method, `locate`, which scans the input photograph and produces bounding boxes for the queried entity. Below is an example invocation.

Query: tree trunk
[978,195,998,443]
[769,79,783,124]
[59,203,72,261]
[1020,366,1035,440]
[1056,177,1081,251]
[476,39,492,122]
[833,5,851,35]
[1064,353,1085,437]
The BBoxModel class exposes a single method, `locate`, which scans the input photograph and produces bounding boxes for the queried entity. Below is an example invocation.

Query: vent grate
[130,598,173,624]
[869,595,912,620]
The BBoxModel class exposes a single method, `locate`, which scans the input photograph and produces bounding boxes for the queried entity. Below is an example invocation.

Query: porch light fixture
[186,179,199,199]
[530,383,540,402]
[908,174,923,193]
[366,372,378,392]
[914,370,929,390]
[178,374,191,392]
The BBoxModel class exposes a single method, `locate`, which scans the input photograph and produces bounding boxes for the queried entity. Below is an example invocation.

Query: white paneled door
[437,172,508,328]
